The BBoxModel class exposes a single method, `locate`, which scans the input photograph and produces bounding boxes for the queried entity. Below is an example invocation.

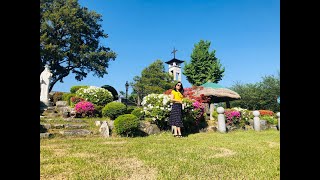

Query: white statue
[40,65,53,105]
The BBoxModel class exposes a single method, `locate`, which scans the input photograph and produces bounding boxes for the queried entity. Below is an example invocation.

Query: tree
[119,91,125,97]
[131,60,176,105]
[101,85,118,101]
[230,73,280,112]
[183,40,225,86]
[40,0,116,92]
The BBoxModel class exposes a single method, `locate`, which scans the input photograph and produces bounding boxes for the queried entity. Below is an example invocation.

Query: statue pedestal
[40,98,53,107]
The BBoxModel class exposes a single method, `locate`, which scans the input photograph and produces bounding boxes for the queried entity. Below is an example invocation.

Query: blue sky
[52,0,280,94]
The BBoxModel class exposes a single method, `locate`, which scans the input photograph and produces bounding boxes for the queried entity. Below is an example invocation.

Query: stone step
[59,129,92,136]
[40,123,88,130]
[40,133,53,139]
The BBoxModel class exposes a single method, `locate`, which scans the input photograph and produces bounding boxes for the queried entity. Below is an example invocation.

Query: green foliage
[70,96,85,107]
[131,107,144,120]
[211,111,218,120]
[93,104,104,118]
[230,73,280,112]
[76,86,113,106]
[40,0,117,91]
[261,115,278,125]
[125,106,135,114]
[102,102,126,120]
[52,92,64,105]
[183,40,225,86]
[114,114,140,137]
[131,60,176,105]
[101,85,118,101]
[119,91,125,97]
[62,93,76,105]
[70,86,89,94]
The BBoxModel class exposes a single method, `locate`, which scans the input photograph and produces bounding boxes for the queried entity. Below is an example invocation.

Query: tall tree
[183,40,225,86]
[101,85,118,101]
[131,60,176,105]
[40,0,116,92]
[230,73,280,112]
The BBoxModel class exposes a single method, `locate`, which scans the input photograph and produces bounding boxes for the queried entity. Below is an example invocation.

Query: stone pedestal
[217,107,226,133]
[253,111,260,131]
[276,112,280,131]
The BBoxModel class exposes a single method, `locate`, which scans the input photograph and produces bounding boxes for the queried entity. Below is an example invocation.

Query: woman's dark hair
[173,81,184,94]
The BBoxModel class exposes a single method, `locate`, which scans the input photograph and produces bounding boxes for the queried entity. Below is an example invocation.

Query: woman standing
[169,81,184,137]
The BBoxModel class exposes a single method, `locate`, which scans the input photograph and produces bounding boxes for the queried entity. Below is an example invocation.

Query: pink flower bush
[192,100,205,125]
[192,101,203,109]
[224,110,241,126]
[74,101,95,117]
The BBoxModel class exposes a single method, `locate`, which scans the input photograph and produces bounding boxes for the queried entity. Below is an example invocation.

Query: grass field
[40,129,280,179]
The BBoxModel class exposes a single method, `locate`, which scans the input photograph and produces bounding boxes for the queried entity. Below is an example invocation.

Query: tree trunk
[137,94,141,106]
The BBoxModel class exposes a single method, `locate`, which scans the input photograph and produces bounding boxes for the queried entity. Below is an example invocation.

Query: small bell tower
[165,47,184,81]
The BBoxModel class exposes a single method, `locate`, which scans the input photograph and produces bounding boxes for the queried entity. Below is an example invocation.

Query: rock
[56,101,68,107]
[41,124,51,130]
[64,118,85,123]
[40,124,48,133]
[52,124,64,129]
[144,124,160,135]
[59,129,92,136]
[108,120,114,130]
[260,120,267,130]
[64,124,88,129]
[99,121,110,137]
[40,133,53,138]
[244,125,253,130]
[95,121,101,126]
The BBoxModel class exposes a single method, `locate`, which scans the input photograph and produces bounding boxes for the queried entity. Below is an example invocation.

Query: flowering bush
[141,94,171,127]
[224,109,242,131]
[259,110,274,116]
[70,96,85,107]
[182,98,205,125]
[164,86,211,104]
[76,86,113,106]
[183,86,211,103]
[74,101,95,117]
[233,107,252,124]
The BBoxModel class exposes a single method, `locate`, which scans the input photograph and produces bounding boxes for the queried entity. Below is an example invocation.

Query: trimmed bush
[102,102,126,120]
[62,93,76,105]
[125,106,135,114]
[261,115,278,125]
[70,96,85,107]
[94,104,104,118]
[70,85,89,94]
[52,92,64,105]
[131,107,144,120]
[114,114,139,137]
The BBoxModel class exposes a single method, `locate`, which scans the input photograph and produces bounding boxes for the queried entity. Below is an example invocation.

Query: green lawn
[40,129,280,179]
